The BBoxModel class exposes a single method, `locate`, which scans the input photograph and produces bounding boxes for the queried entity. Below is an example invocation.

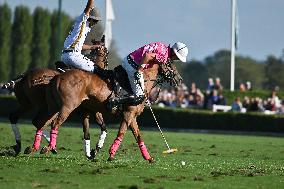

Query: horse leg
[82,113,91,158]
[40,105,75,154]
[130,119,153,163]
[108,112,133,161]
[24,109,57,154]
[9,107,27,155]
[91,112,107,159]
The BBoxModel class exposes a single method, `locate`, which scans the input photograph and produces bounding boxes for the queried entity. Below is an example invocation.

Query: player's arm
[141,52,156,65]
[82,44,101,50]
[84,0,94,16]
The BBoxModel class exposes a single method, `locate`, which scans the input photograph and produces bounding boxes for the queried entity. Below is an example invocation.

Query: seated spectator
[277,100,284,114]
[217,93,227,105]
[207,78,214,92]
[265,98,276,112]
[187,94,196,107]
[195,95,203,108]
[231,97,243,112]
[203,90,211,109]
[214,77,223,92]
[210,89,219,104]
[167,93,177,108]
[205,89,219,110]
[242,96,251,109]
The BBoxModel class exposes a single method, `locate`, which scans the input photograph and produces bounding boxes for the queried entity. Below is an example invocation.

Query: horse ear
[101,35,105,43]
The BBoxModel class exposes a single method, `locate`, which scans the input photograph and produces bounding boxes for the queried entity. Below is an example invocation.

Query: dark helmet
[89,6,102,21]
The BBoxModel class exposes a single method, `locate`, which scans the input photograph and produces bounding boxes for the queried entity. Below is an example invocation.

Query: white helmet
[172,42,188,62]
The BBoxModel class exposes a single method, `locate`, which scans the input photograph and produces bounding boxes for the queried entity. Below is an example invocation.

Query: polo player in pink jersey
[110,42,189,106]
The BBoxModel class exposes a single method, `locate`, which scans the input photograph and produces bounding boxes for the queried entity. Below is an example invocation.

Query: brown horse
[2,42,108,158]
[38,58,182,162]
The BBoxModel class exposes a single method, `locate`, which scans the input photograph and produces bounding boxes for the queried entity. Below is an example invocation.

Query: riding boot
[108,95,145,109]
[93,65,113,80]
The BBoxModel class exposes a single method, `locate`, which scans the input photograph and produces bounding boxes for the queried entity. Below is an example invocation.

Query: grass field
[0,122,284,189]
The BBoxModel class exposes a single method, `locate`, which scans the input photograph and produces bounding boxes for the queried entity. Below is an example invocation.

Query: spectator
[246,81,252,91]
[271,90,281,108]
[214,77,223,92]
[239,83,246,92]
[231,97,243,112]
[206,89,219,110]
[207,78,214,92]
[217,92,227,105]
[277,100,284,114]
[242,96,251,110]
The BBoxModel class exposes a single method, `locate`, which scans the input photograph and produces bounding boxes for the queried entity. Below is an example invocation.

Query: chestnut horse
[2,41,108,158]
[38,59,182,162]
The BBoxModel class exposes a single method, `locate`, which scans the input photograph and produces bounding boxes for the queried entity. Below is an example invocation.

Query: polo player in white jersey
[61,0,102,72]
[61,0,105,159]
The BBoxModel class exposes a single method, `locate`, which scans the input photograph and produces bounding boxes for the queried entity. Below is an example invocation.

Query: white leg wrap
[96,131,107,149]
[11,124,21,141]
[84,139,91,157]
[42,129,50,143]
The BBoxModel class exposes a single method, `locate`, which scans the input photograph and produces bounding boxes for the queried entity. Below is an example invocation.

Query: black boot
[107,95,145,109]
[93,65,113,80]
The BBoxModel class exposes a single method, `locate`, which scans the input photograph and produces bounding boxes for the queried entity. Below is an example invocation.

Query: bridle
[148,59,183,102]
[89,46,109,70]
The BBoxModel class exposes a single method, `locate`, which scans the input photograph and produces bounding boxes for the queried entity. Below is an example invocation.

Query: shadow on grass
[0,146,17,157]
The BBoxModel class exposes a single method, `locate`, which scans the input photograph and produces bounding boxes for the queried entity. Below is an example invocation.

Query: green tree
[0,4,12,82]
[235,56,265,89]
[178,60,208,89]
[30,7,51,69]
[49,10,73,68]
[205,50,231,88]
[10,6,33,78]
[264,55,284,89]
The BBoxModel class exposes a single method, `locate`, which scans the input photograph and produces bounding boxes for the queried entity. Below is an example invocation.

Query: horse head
[158,59,183,87]
[89,35,109,69]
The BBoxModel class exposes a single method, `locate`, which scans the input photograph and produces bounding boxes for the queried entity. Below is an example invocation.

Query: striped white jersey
[63,13,91,52]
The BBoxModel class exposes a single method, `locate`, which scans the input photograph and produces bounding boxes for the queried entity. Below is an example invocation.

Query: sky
[1,0,284,61]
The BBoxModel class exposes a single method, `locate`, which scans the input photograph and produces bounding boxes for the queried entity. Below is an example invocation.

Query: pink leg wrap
[138,140,151,160]
[109,136,123,157]
[32,129,43,150]
[49,128,58,149]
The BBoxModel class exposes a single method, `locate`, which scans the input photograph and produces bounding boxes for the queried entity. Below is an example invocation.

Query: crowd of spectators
[150,77,226,110]
[149,77,284,114]
[232,90,284,114]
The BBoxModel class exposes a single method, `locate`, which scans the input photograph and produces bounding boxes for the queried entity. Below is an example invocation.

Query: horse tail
[1,73,26,90]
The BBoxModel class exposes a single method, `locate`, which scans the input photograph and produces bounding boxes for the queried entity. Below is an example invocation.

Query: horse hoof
[12,144,21,156]
[90,149,98,159]
[107,156,114,161]
[51,148,58,154]
[24,146,37,155]
[148,157,155,163]
[40,146,50,154]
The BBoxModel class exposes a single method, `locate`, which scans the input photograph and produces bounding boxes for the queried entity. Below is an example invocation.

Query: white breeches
[61,52,94,72]
[121,57,144,96]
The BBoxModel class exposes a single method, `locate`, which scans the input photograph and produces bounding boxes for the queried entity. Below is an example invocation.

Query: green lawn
[0,122,284,189]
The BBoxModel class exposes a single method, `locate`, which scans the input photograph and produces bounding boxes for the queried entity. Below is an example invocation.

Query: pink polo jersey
[129,42,170,70]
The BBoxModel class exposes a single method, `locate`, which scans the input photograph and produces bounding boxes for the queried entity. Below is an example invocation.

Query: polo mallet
[147,101,178,154]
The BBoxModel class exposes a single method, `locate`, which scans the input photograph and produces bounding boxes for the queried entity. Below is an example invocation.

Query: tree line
[1,4,284,90]
[0,4,120,82]
[178,50,284,90]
